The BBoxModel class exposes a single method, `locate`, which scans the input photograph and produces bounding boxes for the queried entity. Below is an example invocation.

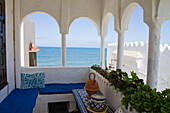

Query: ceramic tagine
[84,72,99,99]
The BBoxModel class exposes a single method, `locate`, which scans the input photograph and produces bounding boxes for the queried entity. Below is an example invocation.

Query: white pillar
[61,34,66,66]
[100,36,106,69]
[147,26,161,89]
[116,30,125,69]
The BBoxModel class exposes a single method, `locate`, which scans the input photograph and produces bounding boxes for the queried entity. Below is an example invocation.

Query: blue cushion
[0,88,38,113]
[39,83,85,94]
[21,72,45,89]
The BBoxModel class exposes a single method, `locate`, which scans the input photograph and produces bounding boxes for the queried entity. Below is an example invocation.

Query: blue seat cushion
[39,83,85,94]
[0,88,38,113]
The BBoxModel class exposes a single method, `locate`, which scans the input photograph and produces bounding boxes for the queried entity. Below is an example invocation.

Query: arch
[160,19,170,44]
[20,11,61,33]
[121,2,144,30]
[102,12,114,36]
[157,0,170,25]
[20,12,61,67]
[158,19,170,91]
[68,17,100,35]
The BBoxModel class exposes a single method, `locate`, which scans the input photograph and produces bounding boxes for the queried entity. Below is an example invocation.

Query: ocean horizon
[37,47,107,67]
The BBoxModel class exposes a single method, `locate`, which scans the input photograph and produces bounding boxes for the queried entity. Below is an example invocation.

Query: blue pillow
[36,72,45,88]
[21,72,45,89]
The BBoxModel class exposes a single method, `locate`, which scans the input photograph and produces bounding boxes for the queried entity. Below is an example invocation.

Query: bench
[39,83,85,94]
[0,88,38,113]
[37,83,85,113]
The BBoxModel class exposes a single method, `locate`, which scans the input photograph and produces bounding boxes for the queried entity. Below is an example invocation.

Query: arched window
[20,12,60,67]
[67,18,100,66]
[122,5,149,83]
[157,20,170,91]
[105,14,118,69]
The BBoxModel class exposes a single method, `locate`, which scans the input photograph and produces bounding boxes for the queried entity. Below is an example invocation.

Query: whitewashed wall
[19,67,90,87]
[21,17,35,67]
[107,42,170,91]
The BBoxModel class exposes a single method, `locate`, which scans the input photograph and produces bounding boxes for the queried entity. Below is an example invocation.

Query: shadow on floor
[48,102,81,113]
[48,102,69,113]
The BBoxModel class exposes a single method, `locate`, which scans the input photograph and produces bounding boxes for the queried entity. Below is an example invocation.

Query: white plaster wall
[0,0,15,103]
[0,86,8,103]
[107,42,170,91]
[19,67,90,87]
[20,0,61,26]
[107,43,117,69]
[103,0,116,17]
[68,0,102,35]
[22,17,35,66]
[19,0,170,36]
[158,0,170,23]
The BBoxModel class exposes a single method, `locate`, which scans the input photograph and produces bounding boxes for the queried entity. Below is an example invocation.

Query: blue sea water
[37,47,107,67]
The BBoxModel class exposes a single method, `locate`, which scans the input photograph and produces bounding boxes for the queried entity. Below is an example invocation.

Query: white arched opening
[20,12,60,67]
[102,12,117,69]
[121,3,139,30]
[157,20,170,91]
[121,4,149,83]
[67,17,100,66]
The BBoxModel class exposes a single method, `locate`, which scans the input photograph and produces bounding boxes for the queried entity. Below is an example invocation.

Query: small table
[72,89,115,113]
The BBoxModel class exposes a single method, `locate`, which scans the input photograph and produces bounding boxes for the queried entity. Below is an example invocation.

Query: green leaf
[146,94,150,99]
[144,102,152,111]
[131,94,136,101]
[161,107,167,113]
[131,71,139,80]
[135,101,142,106]
[167,94,170,102]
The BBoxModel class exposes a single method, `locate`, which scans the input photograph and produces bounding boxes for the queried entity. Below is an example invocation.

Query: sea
[37,47,107,67]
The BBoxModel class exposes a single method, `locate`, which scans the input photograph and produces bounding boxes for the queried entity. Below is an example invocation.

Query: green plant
[91,65,170,113]
[91,64,108,77]
[91,64,101,71]
[105,69,129,91]
[122,84,170,113]
[161,89,170,112]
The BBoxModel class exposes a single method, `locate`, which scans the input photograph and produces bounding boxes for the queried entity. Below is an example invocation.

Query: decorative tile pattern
[89,101,106,111]
[21,73,37,89]
[21,72,45,89]
[36,72,45,88]
[72,89,115,113]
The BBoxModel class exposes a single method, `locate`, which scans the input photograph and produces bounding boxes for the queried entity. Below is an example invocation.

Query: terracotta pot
[84,73,99,99]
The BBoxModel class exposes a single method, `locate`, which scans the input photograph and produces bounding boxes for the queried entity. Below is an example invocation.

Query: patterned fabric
[36,73,45,88]
[21,72,45,89]
[72,89,115,113]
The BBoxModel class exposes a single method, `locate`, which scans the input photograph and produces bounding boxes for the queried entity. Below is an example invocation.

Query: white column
[61,34,66,66]
[116,30,125,69]
[100,36,106,69]
[147,26,161,89]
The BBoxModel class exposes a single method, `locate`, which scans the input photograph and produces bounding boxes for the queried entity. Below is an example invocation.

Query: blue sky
[28,6,170,48]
